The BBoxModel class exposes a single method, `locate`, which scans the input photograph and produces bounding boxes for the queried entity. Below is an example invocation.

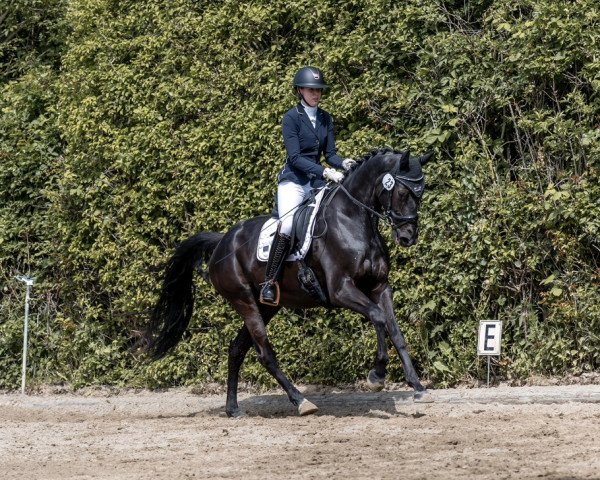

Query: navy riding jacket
[278,103,344,188]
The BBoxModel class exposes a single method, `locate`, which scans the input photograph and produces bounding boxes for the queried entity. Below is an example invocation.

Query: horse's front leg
[366,313,388,392]
[331,278,429,399]
[226,325,254,417]
[372,284,431,399]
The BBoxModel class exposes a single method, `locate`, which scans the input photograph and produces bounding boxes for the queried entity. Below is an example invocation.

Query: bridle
[382,159,424,229]
[336,158,425,230]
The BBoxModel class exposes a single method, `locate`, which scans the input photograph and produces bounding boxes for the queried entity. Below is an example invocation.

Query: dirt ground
[1,382,600,480]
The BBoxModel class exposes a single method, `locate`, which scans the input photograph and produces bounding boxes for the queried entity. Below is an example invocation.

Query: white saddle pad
[257,188,326,262]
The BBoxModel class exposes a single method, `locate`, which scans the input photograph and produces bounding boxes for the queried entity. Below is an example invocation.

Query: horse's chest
[355,253,387,280]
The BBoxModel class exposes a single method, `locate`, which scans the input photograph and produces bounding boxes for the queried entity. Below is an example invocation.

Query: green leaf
[433,361,450,373]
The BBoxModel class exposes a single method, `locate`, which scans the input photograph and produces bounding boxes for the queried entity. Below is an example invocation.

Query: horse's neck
[342,170,381,208]
[331,161,391,234]
[326,180,385,253]
[330,176,381,233]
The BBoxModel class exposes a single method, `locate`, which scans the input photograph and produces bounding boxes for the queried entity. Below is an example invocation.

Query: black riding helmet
[293,66,329,90]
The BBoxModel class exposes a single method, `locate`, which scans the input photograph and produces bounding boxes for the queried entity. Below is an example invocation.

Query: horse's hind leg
[228,297,318,416]
[225,305,284,417]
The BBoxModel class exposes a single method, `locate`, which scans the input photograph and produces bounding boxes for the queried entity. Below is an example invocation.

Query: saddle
[257,188,327,262]
[257,188,331,305]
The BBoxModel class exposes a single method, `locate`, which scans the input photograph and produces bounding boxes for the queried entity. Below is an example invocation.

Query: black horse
[143,148,433,417]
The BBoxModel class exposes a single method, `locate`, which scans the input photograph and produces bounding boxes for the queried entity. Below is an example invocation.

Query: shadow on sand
[220,388,424,418]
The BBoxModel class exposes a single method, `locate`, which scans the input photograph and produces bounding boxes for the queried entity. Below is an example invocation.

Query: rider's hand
[323,168,345,183]
[342,158,357,171]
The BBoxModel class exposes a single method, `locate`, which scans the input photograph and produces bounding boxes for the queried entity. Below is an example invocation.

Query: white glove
[342,158,357,171]
[323,168,345,183]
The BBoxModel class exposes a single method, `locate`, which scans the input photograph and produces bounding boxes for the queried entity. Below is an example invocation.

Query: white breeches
[277,180,312,236]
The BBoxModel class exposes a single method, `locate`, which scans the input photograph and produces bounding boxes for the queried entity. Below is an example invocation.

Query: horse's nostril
[400,237,413,247]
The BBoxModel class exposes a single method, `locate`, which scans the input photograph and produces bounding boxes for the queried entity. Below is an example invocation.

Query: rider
[260,66,356,305]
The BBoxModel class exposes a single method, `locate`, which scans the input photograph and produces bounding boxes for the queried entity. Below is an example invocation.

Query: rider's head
[293,66,329,107]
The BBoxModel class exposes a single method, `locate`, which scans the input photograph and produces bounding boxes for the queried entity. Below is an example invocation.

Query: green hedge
[1,0,599,389]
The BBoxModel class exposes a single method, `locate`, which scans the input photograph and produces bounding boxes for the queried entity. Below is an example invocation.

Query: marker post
[16,276,35,395]
[477,320,503,386]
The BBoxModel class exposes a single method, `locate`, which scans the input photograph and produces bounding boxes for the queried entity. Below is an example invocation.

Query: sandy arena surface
[1,383,600,480]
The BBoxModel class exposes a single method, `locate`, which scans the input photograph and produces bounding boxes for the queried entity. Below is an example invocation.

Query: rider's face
[298,87,322,107]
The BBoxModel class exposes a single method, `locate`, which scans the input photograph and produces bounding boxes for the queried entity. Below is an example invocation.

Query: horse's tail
[142,232,224,360]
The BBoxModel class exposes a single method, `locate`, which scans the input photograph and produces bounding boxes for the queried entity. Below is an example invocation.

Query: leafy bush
[1,0,598,389]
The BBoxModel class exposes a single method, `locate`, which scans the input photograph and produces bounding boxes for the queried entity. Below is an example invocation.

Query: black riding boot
[260,231,292,306]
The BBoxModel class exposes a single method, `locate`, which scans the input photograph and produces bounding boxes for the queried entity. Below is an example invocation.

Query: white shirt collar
[301,101,318,127]
[301,100,318,116]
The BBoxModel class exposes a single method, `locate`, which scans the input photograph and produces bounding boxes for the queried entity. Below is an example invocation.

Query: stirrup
[259,281,280,306]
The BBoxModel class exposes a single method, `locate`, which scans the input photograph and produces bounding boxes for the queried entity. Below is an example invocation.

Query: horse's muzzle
[393,224,418,247]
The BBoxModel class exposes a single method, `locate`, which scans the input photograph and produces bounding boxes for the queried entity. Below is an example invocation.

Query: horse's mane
[343,147,406,182]
[356,147,405,165]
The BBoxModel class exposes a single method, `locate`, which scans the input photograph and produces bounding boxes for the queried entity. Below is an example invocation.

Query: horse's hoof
[413,390,434,403]
[366,369,385,392]
[298,399,319,416]
[227,409,247,418]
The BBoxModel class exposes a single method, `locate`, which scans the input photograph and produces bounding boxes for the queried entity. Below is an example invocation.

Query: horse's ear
[419,151,434,166]
[400,150,410,171]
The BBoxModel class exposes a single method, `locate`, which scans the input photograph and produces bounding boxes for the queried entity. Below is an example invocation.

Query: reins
[335,181,419,231]
[336,183,387,221]
[213,153,423,266]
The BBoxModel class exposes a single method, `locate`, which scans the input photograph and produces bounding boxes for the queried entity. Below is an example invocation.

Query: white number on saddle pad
[382,173,395,191]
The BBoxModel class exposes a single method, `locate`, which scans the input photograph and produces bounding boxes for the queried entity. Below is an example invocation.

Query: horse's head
[339,148,433,247]
[374,150,433,247]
